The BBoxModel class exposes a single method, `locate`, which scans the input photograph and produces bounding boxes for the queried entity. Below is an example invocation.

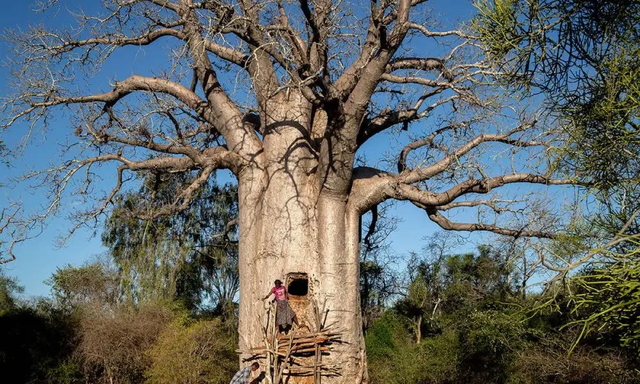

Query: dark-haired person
[230,362,261,384]
[263,279,298,333]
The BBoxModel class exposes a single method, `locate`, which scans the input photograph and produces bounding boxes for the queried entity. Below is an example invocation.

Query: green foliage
[366,312,458,384]
[473,3,640,372]
[365,312,402,360]
[562,44,640,191]
[46,360,84,384]
[0,273,23,315]
[367,240,640,383]
[473,0,640,191]
[472,0,522,61]
[145,318,238,384]
[3,260,238,384]
[48,261,121,309]
[395,245,515,344]
[457,310,525,384]
[567,257,640,355]
[102,172,239,313]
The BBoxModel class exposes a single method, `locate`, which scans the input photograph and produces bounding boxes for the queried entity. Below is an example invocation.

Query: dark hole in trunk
[287,275,308,297]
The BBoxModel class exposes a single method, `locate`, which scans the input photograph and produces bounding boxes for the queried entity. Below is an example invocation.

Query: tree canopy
[0,0,578,266]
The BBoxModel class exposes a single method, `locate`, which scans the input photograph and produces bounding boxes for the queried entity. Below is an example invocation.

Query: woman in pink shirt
[263,279,298,333]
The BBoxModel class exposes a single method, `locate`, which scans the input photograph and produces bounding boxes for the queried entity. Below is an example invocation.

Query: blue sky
[0,0,554,298]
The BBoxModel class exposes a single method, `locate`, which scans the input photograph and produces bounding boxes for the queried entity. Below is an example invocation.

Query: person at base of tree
[230,362,262,384]
[262,279,298,333]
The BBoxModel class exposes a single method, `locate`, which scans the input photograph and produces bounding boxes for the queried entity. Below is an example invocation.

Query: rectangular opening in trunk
[286,273,309,298]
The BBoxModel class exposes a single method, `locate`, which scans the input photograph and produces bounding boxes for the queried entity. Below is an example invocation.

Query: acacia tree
[473,0,639,288]
[0,0,575,382]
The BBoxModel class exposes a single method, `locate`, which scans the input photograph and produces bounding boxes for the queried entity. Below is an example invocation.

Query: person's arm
[249,371,265,384]
[262,289,273,301]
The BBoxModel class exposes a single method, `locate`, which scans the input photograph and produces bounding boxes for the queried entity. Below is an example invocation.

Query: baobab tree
[0,0,575,382]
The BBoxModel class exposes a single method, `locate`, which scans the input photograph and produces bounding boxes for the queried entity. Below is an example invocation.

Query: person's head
[251,362,260,371]
[274,279,282,287]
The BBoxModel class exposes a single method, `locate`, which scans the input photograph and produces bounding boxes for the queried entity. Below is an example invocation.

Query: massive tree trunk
[236,93,366,383]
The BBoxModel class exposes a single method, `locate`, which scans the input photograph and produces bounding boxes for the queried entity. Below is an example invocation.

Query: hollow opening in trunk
[287,273,309,298]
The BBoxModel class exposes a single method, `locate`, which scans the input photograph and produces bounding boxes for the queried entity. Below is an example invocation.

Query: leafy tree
[473,0,640,233]
[401,263,430,343]
[474,1,640,354]
[441,246,511,313]
[395,242,515,344]
[365,312,458,384]
[102,173,239,314]
[48,260,122,310]
[457,310,525,384]
[567,258,640,356]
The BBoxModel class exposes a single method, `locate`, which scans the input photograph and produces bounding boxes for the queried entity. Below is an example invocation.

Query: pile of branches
[240,300,343,382]
[243,329,342,377]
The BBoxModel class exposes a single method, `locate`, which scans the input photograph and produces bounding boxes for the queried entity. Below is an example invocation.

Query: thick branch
[425,206,554,238]
[179,3,263,158]
[358,94,457,148]
[235,0,281,106]
[386,57,454,81]
[397,174,574,207]
[401,122,547,184]
[18,75,204,115]
[319,0,412,195]
[299,0,331,82]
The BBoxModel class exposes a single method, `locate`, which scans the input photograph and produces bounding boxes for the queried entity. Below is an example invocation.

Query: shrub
[145,317,238,384]
[75,303,173,384]
[514,345,639,384]
[366,312,458,384]
[457,310,525,384]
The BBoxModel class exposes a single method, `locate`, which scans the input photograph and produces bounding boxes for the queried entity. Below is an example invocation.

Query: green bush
[457,310,525,384]
[145,317,238,384]
[366,312,458,384]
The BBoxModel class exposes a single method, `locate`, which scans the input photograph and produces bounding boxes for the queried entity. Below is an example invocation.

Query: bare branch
[407,22,476,39]
[425,206,554,238]
[397,173,574,207]
[401,121,549,184]
[0,204,21,264]
[136,165,216,220]
[538,210,640,283]
[436,199,525,213]
[386,57,455,82]
[397,121,468,173]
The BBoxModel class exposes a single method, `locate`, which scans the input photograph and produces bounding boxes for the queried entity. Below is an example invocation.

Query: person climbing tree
[263,280,298,334]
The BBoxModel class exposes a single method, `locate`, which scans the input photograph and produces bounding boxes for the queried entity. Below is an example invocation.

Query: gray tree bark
[235,92,367,382]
